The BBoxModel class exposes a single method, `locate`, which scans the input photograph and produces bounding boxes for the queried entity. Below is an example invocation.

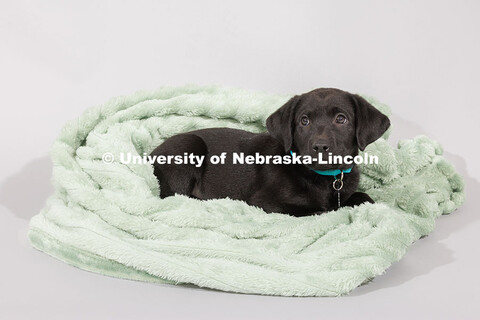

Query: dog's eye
[300,116,310,126]
[335,114,347,124]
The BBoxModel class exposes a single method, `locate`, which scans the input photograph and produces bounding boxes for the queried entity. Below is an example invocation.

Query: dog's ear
[351,94,390,151]
[266,95,301,152]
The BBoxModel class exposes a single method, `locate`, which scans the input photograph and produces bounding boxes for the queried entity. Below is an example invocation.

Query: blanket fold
[28,85,464,296]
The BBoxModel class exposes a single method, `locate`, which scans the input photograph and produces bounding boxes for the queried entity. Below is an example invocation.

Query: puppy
[150,88,390,216]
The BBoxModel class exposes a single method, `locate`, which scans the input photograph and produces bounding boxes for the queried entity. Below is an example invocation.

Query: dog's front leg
[343,192,374,208]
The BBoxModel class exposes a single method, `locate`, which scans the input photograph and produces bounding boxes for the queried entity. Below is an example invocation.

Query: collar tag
[332,171,344,208]
[332,171,344,191]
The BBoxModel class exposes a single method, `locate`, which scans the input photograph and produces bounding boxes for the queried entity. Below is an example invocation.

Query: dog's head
[266,88,390,170]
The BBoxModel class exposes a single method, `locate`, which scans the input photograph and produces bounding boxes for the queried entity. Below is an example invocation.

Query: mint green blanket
[28,85,464,296]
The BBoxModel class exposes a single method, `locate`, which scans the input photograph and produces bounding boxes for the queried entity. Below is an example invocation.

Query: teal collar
[289,150,353,177]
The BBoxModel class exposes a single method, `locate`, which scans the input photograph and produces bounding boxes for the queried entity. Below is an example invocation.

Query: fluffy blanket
[28,85,464,296]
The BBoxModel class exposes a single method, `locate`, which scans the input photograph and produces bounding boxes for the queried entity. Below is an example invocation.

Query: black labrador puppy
[150,88,390,216]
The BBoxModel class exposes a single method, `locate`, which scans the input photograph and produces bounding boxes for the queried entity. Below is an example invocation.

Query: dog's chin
[305,154,356,172]
[294,150,357,171]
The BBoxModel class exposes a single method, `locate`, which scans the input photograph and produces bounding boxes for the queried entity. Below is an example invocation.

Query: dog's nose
[313,142,329,152]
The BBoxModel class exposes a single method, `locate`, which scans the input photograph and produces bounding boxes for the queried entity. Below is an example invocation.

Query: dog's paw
[343,192,375,208]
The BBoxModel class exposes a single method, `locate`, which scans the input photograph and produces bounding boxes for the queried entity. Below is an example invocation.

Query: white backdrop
[1,1,479,319]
